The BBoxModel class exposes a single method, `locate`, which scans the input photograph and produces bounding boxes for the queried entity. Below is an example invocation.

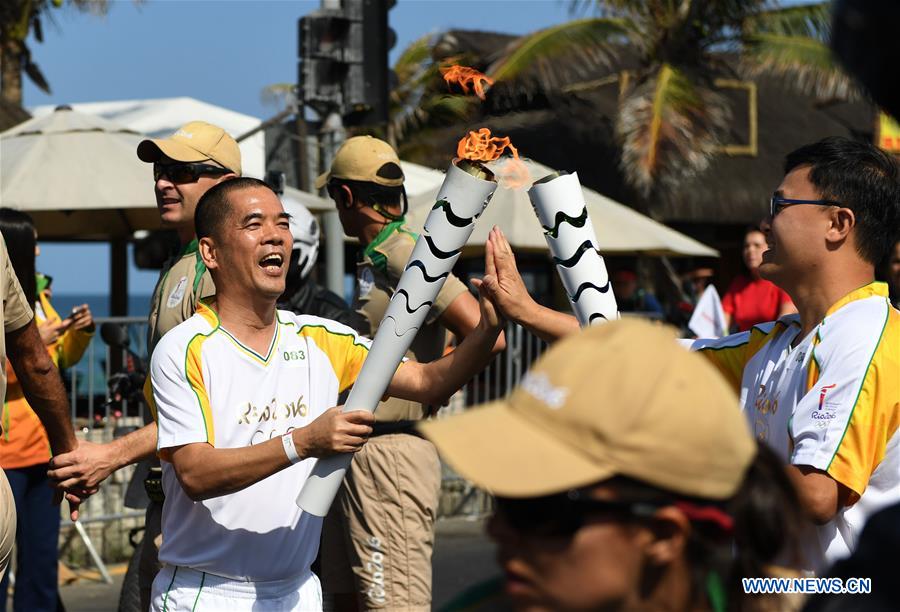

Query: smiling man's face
[759,166,836,288]
[207,186,292,302]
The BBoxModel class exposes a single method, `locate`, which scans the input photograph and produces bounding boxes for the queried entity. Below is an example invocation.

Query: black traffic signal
[299,0,396,126]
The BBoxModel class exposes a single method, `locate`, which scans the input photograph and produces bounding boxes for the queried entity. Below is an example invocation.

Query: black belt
[370,420,422,437]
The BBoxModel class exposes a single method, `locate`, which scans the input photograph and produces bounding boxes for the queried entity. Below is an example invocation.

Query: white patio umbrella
[0,106,158,239]
[405,159,718,257]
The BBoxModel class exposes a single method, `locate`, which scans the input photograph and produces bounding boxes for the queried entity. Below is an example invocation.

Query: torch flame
[457,127,518,162]
[456,128,531,190]
[441,65,495,100]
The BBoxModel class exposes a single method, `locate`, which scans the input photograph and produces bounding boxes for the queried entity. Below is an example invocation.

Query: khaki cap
[315,135,404,189]
[419,319,755,500]
[137,121,242,175]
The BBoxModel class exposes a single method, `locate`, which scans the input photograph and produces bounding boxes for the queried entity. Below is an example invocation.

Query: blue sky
[28,0,577,296]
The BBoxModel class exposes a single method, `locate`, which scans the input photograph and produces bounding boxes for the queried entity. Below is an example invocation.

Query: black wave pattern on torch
[542,207,589,239]
[405,260,450,283]
[393,289,433,315]
[570,280,611,301]
[421,233,458,260]
[553,239,600,268]
[431,199,472,228]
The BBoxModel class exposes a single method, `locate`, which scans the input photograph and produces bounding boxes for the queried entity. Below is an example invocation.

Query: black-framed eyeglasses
[494,489,667,538]
[153,162,229,183]
[769,194,843,217]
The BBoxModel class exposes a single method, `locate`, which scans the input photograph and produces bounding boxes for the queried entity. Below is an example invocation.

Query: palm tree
[394,1,854,198]
[0,0,112,106]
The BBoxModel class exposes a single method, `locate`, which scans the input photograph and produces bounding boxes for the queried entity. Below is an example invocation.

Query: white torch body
[296,161,497,517]
[528,172,619,326]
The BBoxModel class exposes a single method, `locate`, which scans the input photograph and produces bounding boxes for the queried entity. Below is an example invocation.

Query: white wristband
[282,431,301,464]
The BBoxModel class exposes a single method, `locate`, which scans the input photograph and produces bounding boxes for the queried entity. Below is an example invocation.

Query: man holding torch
[147,177,502,611]
[480,137,900,575]
[316,135,504,611]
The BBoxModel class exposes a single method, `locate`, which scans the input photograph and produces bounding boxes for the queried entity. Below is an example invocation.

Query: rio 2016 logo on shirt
[283,350,306,362]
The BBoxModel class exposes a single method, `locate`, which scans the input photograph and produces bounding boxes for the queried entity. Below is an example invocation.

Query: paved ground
[45,516,496,611]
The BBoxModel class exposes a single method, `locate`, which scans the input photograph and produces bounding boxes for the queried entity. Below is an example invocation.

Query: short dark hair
[0,208,37,302]
[784,137,900,265]
[195,177,275,240]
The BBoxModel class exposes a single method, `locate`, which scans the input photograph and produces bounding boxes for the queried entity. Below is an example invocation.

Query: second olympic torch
[297,159,498,517]
[528,172,618,326]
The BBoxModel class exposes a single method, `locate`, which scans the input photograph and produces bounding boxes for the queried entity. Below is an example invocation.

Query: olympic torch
[297,156,498,517]
[528,172,618,326]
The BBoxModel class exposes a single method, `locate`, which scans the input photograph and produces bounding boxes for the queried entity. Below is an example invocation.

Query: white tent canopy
[32,97,266,179]
[406,159,718,257]
[0,107,159,238]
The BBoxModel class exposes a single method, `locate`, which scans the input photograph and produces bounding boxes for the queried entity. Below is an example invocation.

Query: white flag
[688,285,728,338]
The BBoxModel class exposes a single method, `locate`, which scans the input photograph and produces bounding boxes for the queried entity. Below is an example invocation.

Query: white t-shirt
[689,282,900,573]
[151,303,371,581]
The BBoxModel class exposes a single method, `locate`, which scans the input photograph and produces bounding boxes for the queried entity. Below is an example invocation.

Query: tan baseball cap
[419,319,755,500]
[137,121,242,175]
[315,135,404,189]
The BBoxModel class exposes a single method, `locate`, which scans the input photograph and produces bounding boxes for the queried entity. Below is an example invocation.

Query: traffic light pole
[320,110,347,297]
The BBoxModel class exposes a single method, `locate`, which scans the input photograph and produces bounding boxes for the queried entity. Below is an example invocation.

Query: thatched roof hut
[402,30,875,229]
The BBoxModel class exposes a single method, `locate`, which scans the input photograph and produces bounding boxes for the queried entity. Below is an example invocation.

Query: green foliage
[394,0,852,196]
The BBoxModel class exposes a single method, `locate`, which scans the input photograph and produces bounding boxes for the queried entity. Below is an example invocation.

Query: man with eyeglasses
[476,137,900,575]
[48,121,240,610]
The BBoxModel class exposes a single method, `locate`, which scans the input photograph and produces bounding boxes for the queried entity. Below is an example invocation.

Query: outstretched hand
[475,227,537,324]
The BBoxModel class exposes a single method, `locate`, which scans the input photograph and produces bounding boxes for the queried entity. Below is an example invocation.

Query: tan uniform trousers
[321,434,441,611]
[0,468,15,575]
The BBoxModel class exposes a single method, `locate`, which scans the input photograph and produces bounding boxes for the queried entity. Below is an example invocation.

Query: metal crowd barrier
[66,316,150,433]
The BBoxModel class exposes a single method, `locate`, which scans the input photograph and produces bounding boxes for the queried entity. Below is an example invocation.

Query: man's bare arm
[169,407,374,501]
[49,422,159,490]
[388,284,503,405]
[438,290,506,353]
[787,465,853,525]
[7,320,76,454]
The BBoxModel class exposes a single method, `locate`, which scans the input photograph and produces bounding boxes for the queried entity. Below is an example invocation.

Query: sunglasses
[494,489,666,538]
[153,162,229,183]
[769,194,843,217]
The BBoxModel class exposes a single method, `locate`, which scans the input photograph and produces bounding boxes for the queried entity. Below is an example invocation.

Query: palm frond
[616,64,730,196]
[743,2,831,38]
[392,94,477,142]
[393,34,434,85]
[742,33,857,100]
[487,18,630,90]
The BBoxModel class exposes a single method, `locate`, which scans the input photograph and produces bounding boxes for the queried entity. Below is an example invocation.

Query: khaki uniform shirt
[0,235,34,406]
[354,220,467,422]
[147,239,215,355]
[144,239,214,425]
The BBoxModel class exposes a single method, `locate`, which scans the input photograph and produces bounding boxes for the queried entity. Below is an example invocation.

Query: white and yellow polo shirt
[689,282,900,573]
[151,301,372,582]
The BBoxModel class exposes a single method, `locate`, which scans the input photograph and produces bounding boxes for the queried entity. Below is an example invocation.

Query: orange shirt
[0,291,92,469]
